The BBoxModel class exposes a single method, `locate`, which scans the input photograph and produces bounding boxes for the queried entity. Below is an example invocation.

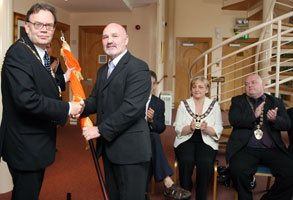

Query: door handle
[84,78,93,86]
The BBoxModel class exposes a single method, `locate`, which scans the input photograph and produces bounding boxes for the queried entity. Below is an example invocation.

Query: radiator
[159,92,172,125]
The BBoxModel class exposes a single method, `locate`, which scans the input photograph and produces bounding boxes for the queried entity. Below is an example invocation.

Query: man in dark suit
[286,108,293,155]
[145,71,191,200]
[81,23,151,200]
[0,3,83,200]
[46,43,73,92]
[226,74,293,200]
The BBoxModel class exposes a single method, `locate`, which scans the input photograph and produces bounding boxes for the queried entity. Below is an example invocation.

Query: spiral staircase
[189,0,293,111]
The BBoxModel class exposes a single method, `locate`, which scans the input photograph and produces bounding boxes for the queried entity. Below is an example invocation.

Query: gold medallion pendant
[195,117,201,129]
[254,128,263,140]
[183,100,216,131]
[195,121,201,129]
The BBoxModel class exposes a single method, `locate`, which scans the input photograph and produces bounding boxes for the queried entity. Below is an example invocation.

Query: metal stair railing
[189,11,293,106]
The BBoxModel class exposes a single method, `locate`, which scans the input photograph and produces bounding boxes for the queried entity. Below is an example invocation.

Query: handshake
[69,101,85,118]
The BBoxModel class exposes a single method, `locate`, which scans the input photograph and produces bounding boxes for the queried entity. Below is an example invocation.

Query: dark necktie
[43,51,51,72]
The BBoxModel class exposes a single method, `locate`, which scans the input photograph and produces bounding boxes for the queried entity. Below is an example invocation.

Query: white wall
[172,0,261,96]
[174,0,260,38]
[12,0,157,68]
[13,0,70,24]
[0,0,13,194]
[69,4,157,69]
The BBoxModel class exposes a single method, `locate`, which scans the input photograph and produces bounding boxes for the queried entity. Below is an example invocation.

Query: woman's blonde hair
[190,76,210,96]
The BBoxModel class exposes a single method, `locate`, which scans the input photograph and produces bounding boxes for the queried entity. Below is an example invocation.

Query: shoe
[164,184,191,200]
[249,175,256,190]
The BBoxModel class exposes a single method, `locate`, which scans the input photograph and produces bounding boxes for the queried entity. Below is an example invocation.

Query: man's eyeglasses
[27,21,55,31]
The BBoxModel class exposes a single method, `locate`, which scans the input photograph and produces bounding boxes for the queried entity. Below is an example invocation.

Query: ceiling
[44,0,158,12]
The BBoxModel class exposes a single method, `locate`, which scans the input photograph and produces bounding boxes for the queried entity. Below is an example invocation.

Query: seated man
[226,74,293,200]
[287,107,293,155]
[145,71,191,200]
[46,43,72,92]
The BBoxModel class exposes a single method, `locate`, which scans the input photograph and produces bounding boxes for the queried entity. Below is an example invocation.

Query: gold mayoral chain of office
[20,37,61,97]
[246,95,266,140]
[183,100,216,130]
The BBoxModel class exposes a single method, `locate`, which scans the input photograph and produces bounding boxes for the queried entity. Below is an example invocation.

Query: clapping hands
[200,121,208,131]
[255,102,265,118]
[267,107,278,121]
[147,108,154,123]
[50,58,59,72]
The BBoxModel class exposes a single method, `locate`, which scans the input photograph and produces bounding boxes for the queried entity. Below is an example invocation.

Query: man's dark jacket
[226,93,292,163]
[148,95,166,134]
[82,51,152,165]
[0,35,69,170]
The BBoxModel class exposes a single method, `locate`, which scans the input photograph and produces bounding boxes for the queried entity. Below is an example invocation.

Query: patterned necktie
[43,51,51,72]
[107,61,115,79]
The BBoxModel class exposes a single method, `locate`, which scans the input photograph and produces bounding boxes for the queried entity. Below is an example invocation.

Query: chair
[235,165,273,200]
[173,159,218,200]
[255,165,272,191]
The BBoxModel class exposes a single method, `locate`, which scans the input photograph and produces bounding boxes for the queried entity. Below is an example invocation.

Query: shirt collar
[248,94,265,104]
[109,49,127,66]
[34,45,46,65]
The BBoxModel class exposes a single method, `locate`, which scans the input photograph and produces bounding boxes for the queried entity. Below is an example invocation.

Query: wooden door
[175,38,212,108]
[221,38,257,110]
[79,26,106,123]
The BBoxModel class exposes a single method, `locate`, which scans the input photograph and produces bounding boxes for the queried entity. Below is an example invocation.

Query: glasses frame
[27,21,55,31]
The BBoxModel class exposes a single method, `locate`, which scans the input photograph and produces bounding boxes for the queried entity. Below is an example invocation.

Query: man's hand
[147,108,154,123]
[51,58,59,72]
[267,107,278,122]
[69,101,85,118]
[83,126,101,141]
[255,102,265,118]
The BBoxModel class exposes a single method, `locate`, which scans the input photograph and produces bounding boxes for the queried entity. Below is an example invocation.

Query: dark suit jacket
[50,56,66,91]
[287,108,293,153]
[148,95,166,134]
[226,93,292,163]
[0,35,69,170]
[82,51,152,165]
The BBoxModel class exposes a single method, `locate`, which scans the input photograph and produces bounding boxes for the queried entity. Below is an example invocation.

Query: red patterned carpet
[1,111,287,200]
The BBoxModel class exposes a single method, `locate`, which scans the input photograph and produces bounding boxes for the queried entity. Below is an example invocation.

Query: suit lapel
[263,94,270,115]
[21,35,60,95]
[102,51,130,90]
[22,35,42,62]
[149,95,155,109]
[244,94,255,116]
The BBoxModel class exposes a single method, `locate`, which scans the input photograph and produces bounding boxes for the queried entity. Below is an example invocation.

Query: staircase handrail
[254,0,276,72]
[207,27,293,84]
[189,11,293,79]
